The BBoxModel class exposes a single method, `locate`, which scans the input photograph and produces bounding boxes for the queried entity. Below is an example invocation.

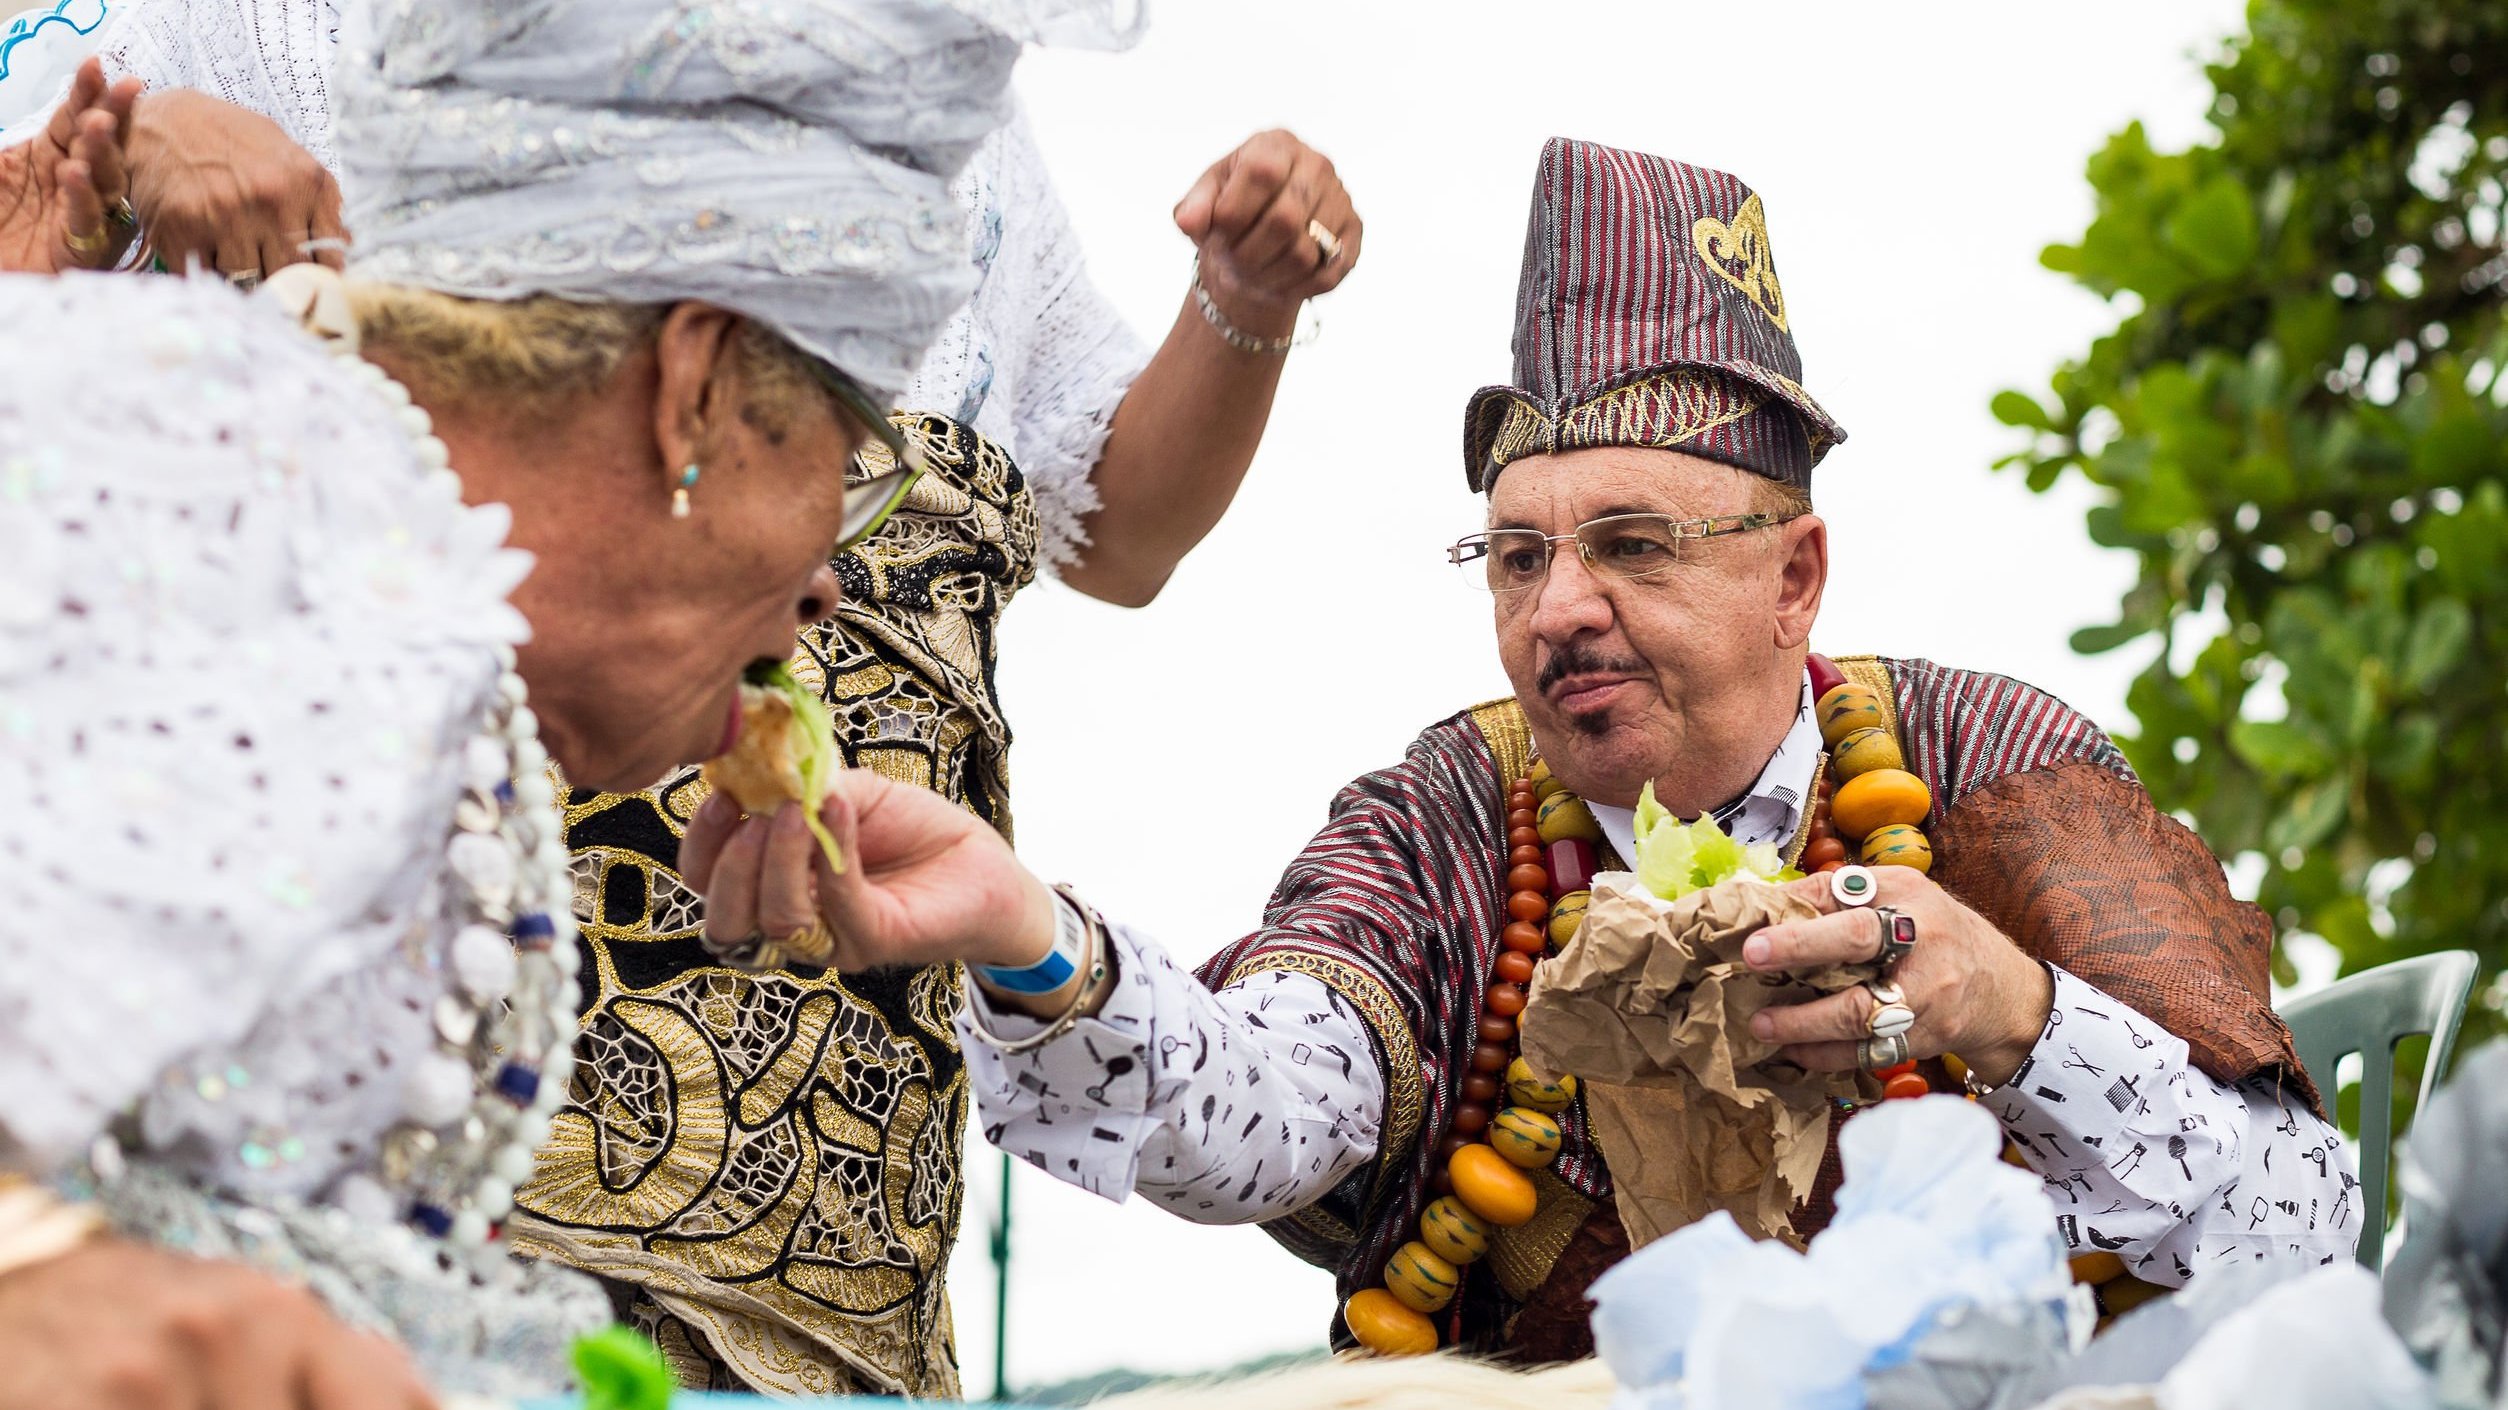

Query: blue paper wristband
[976,892,1086,994]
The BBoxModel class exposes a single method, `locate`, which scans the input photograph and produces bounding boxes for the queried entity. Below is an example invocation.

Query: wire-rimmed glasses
[1446,512,1800,595]
[807,356,927,549]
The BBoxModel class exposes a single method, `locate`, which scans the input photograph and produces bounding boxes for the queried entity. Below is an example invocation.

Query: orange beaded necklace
[1342,655,1943,1356]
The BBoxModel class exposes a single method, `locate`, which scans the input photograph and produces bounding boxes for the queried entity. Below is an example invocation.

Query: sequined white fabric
[919,111,1145,573]
[333,0,1141,404]
[0,0,1148,572]
[0,270,611,1394]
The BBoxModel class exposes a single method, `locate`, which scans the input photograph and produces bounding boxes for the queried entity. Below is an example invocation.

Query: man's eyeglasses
[807,357,925,550]
[1446,512,1801,595]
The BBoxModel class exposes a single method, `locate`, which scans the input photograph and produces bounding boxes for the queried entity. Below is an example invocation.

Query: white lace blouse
[0,0,1146,571]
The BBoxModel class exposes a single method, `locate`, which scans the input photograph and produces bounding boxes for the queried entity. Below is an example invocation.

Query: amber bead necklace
[1342,654,1943,1356]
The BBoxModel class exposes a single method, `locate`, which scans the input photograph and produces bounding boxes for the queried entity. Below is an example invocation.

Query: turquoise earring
[670,463,700,519]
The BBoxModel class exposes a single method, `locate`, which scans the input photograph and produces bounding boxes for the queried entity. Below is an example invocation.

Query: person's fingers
[301,1329,435,1410]
[44,58,102,154]
[52,161,104,269]
[1742,904,1887,973]
[700,808,771,944]
[193,1291,308,1410]
[105,76,142,151]
[1287,184,1357,298]
[76,109,127,210]
[1776,1039,1867,1073]
[1172,154,1229,243]
[305,169,348,269]
[1751,984,1878,1047]
[754,802,819,939]
[1227,151,1321,278]
[678,791,740,893]
[1206,132,1295,243]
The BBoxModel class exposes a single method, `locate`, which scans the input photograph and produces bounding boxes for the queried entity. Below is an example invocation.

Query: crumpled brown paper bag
[1517,872,1873,1248]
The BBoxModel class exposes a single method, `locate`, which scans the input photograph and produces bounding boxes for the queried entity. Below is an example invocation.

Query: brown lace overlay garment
[1490,658,2313,1359]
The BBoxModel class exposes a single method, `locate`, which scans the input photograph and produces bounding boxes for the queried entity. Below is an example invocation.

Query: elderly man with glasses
[693,139,2357,1362]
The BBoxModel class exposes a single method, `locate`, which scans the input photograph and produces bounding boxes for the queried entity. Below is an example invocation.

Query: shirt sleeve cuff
[1982,965,2191,1147]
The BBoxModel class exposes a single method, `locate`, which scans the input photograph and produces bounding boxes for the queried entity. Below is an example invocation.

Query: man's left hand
[1741,867,2053,1085]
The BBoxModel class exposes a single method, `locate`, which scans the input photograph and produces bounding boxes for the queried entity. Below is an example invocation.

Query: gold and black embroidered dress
[507,414,1036,1396]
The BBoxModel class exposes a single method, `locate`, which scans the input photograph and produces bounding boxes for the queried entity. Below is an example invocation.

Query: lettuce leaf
[756,661,847,875]
[1630,782,1800,900]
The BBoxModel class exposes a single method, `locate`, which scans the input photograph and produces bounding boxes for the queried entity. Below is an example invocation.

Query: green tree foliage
[1998,0,2508,1041]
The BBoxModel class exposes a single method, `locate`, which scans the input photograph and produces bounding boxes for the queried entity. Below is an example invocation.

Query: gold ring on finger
[1866,984,1917,1041]
[1307,218,1343,264]
[63,225,108,259]
[781,920,836,967]
[106,197,136,231]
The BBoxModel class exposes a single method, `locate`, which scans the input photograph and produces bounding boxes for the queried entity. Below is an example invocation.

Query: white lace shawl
[911,110,1146,574]
[0,271,531,1199]
[1,0,1146,574]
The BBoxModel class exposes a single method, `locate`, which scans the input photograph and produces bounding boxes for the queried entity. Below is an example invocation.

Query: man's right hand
[0,1237,436,1410]
[125,89,344,279]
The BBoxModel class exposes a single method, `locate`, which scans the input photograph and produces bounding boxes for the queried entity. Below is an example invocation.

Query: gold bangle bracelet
[0,1175,103,1280]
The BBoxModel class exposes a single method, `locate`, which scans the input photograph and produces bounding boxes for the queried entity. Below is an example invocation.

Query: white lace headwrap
[334,0,1140,403]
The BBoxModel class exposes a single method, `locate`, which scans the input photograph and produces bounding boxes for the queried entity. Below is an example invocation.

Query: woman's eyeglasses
[807,357,925,550]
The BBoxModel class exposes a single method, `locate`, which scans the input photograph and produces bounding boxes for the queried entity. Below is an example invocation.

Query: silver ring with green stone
[1830,864,1878,909]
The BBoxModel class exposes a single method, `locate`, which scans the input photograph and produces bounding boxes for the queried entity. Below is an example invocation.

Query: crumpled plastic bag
[2146,1262,2432,1410]
[1589,1096,2082,1410]
[2383,1041,2508,1409]
[1519,871,1868,1245]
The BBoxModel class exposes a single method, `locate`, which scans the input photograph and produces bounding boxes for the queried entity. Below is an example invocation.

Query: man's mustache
[1537,644,1646,694]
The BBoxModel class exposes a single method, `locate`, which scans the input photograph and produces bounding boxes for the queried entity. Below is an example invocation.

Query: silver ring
[106,195,137,231]
[229,267,263,291]
[1830,864,1878,908]
[1307,218,1343,264]
[1858,1032,1910,1071]
[1873,905,1916,971]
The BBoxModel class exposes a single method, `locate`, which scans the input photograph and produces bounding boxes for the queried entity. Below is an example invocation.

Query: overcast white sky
[948,0,2250,1394]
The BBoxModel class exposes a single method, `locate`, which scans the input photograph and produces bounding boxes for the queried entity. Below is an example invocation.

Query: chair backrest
[2279,949,2482,1268]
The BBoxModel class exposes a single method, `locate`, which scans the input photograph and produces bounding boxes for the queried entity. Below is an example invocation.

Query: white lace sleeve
[902,108,1147,576]
[0,0,340,165]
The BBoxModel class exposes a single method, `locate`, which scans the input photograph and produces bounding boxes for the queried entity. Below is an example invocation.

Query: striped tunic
[1197,656,2306,1351]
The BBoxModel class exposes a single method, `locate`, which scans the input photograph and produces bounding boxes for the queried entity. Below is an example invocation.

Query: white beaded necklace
[314,351,580,1278]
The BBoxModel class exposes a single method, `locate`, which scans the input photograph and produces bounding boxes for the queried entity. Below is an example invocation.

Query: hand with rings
[1173,128,1362,338]
[681,768,1065,1002]
[1740,864,2053,1085]
[0,59,141,273]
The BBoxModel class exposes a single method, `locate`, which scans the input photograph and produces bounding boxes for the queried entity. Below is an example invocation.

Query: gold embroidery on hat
[1479,371,1771,478]
[1691,193,1789,331]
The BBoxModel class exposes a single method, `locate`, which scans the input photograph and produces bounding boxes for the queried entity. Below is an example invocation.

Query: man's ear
[651,302,745,475]
[1773,513,1827,650]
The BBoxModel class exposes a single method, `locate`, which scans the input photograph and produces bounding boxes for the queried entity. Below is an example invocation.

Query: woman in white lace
[0,1,1112,1405]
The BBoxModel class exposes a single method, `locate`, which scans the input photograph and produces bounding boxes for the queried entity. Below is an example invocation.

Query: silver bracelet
[1191,256,1310,355]
[983,886,1112,1056]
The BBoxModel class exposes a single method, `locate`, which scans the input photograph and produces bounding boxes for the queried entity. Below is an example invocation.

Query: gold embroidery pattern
[1691,192,1789,330]
[1219,949,1426,1190]
[1474,368,1772,479]
[512,414,1035,1397]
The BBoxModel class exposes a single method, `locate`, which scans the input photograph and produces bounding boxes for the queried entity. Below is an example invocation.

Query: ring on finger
[229,267,263,291]
[1858,1032,1911,1072]
[1865,980,1916,1039]
[1307,217,1342,264]
[781,920,836,967]
[106,196,136,231]
[1830,864,1878,908]
[63,224,108,259]
[1872,905,1916,972]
